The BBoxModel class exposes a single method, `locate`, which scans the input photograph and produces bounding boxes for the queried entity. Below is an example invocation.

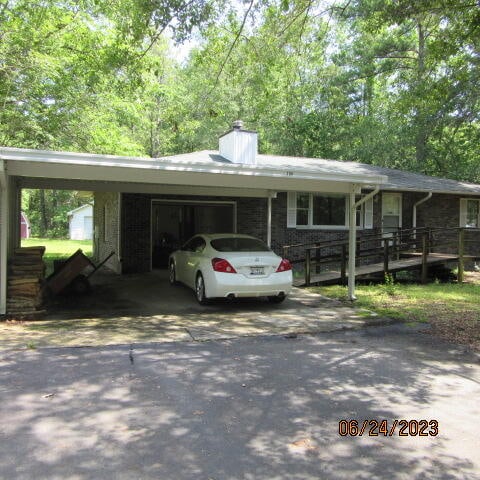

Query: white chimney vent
[219,120,258,165]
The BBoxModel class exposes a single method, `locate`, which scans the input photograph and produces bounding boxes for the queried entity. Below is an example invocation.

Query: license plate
[250,267,264,275]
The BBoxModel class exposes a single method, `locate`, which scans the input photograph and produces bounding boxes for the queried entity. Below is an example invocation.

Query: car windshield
[210,237,271,252]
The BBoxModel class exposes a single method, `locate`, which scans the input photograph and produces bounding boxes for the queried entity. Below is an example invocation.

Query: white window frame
[460,198,480,228]
[307,192,348,230]
[287,192,373,230]
[355,195,371,229]
[381,192,402,233]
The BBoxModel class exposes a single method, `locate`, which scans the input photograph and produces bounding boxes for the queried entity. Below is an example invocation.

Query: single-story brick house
[1,121,480,312]
[94,122,480,272]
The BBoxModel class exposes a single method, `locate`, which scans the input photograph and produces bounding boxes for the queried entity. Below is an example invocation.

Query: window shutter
[287,192,297,228]
[459,198,468,227]
[364,197,374,229]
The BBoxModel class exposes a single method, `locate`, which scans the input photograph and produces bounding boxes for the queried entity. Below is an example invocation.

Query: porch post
[348,185,357,301]
[0,161,8,315]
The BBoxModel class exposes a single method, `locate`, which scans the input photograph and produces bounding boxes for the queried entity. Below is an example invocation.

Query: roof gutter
[381,187,480,197]
[354,185,380,209]
[413,192,432,231]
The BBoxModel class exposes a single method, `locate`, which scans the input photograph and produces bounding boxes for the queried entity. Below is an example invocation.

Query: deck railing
[282,227,480,287]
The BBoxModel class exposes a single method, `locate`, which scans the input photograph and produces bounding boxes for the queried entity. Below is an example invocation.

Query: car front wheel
[195,273,209,305]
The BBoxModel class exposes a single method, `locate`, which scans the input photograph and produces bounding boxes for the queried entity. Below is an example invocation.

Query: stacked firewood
[7,246,46,318]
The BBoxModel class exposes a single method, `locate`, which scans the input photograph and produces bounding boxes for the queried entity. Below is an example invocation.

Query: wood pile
[7,246,46,318]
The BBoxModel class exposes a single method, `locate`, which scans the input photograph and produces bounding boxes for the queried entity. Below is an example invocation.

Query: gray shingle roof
[161,150,480,195]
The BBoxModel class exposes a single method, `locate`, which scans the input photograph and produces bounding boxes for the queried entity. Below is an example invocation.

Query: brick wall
[93,192,121,273]
[237,197,268,242]
[121,194,151,273]
[119,190,480,274]
[417,193,480,256]
[120,194,269,273]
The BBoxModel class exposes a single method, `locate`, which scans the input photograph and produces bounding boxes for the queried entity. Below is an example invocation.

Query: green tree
[0,0,222,154]
[333,0,480,178]
[22,189,92,238]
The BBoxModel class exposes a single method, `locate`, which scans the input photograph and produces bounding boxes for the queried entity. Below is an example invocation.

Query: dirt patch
[428,314,479,352]
[425,272,480,351]
[464,271,480,285]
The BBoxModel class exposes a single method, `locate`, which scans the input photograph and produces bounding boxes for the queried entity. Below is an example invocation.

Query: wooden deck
[293,253,459,287]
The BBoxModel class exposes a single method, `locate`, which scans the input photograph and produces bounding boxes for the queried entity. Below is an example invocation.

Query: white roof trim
[0,146,387,186]
[67,204,93,216]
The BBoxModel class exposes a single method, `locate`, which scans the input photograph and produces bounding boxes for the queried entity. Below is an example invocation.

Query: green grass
[21,238,92,275]
[310,280,480,323]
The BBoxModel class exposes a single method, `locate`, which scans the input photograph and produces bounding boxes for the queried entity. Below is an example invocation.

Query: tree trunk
[415,19,427,170]
[39,189,48,237]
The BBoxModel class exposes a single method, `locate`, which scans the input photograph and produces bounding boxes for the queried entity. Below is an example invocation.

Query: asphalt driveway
[0,270,389,349]
[0,325,479,479]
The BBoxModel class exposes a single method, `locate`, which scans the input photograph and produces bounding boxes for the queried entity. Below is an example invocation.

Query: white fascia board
[1,146,387,186]
[17,177,273,198]
[8,160,382,194]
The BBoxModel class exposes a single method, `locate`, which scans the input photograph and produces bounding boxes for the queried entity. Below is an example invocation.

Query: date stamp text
[338,419,439,437]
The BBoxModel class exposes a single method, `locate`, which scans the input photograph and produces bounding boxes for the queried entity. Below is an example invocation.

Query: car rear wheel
[268,294,286,304]
[169,261,178,285]
[195,273,209,305]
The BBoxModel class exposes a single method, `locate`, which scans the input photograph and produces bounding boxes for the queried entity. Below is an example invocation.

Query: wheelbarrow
[45,249,115,295]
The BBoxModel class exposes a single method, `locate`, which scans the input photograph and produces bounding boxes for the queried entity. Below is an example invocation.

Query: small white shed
[68,204,93,240]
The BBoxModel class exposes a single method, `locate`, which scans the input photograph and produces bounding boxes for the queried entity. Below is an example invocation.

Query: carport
[1,268,391,348]
[0,138,386,315]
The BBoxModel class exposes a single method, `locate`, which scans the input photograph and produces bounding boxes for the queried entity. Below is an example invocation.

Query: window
[460,199,480,228]
[312,194,346,226]
[183,236,206,252]
[210,237,270,252]
[296,193,309,226]
[382,192,402,234]
[287,192,374,229]
[356,195,373,228]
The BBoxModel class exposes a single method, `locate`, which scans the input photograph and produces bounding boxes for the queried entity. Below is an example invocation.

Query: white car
[169,234,292,304]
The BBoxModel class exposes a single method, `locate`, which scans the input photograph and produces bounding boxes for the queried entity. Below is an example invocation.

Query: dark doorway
[152,202,235,268]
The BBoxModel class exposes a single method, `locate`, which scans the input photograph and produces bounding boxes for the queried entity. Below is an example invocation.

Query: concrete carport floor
[0,270,391,349]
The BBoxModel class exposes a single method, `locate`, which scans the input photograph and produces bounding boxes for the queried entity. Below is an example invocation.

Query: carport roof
[2,146,479,195]
[1,146,386,190]
[168,150,480,196]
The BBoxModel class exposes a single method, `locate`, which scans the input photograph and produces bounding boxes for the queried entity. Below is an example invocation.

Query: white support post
[13,182,21,250]
[117,192,122,273]
[348,185,381,301]
[0,161,8,315]
[267,195,272,247]
[348,187,357,301]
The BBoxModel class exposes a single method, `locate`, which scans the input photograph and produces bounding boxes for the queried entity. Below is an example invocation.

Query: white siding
[69,205,93,240]
[219,129,258,165]
[364,197,374,229]
[287,191,297,228]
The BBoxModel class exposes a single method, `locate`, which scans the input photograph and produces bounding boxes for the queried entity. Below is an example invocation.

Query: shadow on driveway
[0,328,478,479]
[1,270,392,349]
